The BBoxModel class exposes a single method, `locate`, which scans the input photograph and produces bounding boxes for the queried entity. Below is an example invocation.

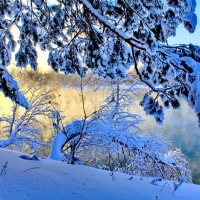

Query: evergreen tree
[0,0,200,125]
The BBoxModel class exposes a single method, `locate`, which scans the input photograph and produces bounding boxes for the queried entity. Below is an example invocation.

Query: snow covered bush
[83,133,192,183]
[118,148,192,183]
[168,148,192,183]
[0,0,200,126]
[0,70,58,156]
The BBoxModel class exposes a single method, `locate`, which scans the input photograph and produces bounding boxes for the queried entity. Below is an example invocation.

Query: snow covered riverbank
[0,148,199,200]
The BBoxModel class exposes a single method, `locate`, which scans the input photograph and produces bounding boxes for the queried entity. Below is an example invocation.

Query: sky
[168,2,200,46]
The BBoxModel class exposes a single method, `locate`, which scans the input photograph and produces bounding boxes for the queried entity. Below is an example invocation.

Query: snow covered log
[48,132,67,161]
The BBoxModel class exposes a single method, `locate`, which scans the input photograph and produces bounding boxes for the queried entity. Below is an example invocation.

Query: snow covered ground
[0,148,199,200]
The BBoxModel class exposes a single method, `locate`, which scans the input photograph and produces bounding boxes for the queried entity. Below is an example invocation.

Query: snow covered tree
[48,78,192,182]
[0,70,57,156]
[0,0,200,126]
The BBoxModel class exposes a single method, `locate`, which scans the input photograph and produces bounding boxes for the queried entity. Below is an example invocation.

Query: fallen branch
[1,161,8,175]
[161,181,170,192]
[21,167,40,173]
[173,177,185,193]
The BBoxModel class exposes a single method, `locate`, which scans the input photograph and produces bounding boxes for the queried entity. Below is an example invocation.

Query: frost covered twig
[161,181,170,192]
[1,161,8,175]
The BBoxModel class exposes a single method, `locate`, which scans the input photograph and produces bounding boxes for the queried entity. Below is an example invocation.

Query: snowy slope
[0,148,199,200]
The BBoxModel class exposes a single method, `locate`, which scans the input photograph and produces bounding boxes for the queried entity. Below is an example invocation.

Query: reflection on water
[0,87,200,184]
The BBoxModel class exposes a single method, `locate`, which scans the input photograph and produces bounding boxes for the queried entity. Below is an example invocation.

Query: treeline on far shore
[9,67,138,89]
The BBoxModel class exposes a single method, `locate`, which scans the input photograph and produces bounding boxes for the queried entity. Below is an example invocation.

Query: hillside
[0,148,199,200]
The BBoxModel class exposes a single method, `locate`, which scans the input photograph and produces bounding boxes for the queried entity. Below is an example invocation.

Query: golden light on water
[58,88,107,121]
[0,93,13,115]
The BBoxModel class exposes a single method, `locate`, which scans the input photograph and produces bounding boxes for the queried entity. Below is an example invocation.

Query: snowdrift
[0,148,199,200]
